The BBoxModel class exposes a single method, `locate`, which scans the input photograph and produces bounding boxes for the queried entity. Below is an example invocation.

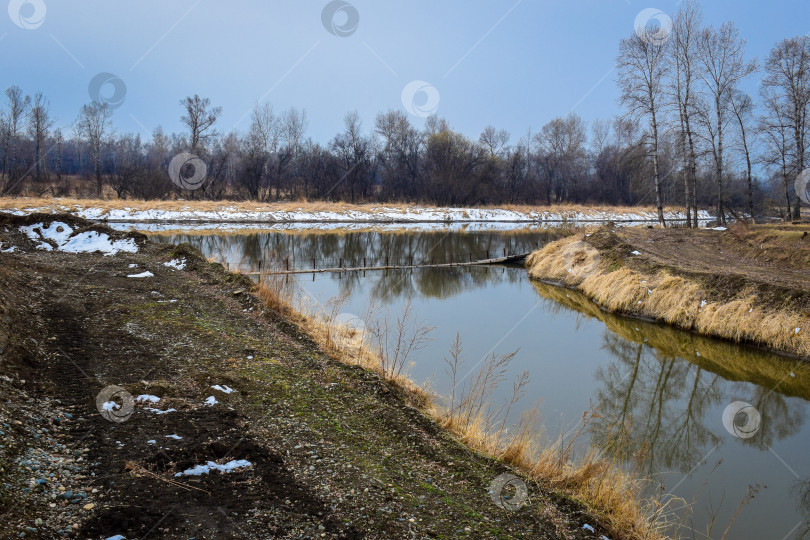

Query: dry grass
[0,195,677,220]
[527,234,810,359]
[252,270,672,540]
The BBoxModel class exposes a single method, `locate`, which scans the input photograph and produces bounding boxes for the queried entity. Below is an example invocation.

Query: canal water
[132,223,810,540]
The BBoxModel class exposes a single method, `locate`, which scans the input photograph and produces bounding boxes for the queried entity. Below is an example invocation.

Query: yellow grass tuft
[252,269,672,540]
[527,234,810,359]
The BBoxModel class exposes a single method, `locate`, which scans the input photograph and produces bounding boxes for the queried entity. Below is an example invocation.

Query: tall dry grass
[527,235,810,358]
[253,270,674,540]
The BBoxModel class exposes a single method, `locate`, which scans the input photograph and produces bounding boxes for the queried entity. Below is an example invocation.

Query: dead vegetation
[527,224,810,359]
[0,195,680,221]
[254,269,675,540]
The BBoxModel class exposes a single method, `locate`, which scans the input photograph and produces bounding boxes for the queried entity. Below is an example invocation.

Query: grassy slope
[526,223,810,359]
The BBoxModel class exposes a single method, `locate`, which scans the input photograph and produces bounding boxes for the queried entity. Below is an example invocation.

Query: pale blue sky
[3,0,808,143]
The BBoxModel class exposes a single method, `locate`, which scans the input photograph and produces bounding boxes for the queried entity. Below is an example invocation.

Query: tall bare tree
[2,86,31,192]
[730,91,756,221]
[617,31,668,226]
[759,88,796,218]
[696,22,757,225]
[669,0,703,227]
[28,92,54,182]
[762,36,810,220]
[478,125,510,158]
[77,101,113,197]
[180,94,222,152]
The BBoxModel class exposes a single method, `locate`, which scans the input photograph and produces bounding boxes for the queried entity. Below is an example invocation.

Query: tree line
[0,0,807,225]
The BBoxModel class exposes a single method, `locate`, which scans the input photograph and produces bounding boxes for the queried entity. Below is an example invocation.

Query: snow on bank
[175,459,252,477]
[127,271,154,278]
[19,222,138,255]
[10,204,712,225]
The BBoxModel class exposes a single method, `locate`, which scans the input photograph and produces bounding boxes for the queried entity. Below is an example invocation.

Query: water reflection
[154,229,560,301]
[150,227,810,539]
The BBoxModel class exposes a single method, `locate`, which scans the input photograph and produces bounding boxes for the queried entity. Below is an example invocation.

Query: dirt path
[612,225,810,293]
[0,214,601,540]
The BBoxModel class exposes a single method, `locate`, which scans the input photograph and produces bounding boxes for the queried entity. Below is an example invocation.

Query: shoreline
[0,196,712,226]
[526,224,810,360]
[0,213,640,540]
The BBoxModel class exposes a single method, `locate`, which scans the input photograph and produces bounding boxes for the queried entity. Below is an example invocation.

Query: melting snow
[710,227,728,231]
[630,250,641,255]
[135,394,160,403]
[20,221,138,255]
[175,460,252,477]
[165,434,183,440]
[105,536,126,540]
[127,271,154,278]
[0,244,16,253]
[204,396,218,406]
[146,440,156,444]
[144,407,176,415]
[164,258,187,270]
[101,401,120,411]
[211,384,234,394]
[583,524,595,532]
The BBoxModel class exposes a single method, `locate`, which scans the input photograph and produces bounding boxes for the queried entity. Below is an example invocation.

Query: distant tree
[669,0,703,227]
[617,31,668,226]
[27,92,54,182]
[77,101,113,197]
[375,110,422,200]
[478,125,510,158]
[759,88,796,218]
[1,86,31,194]
[180,94,222,152]
[330,110,374,203]
[534,114,588,204]
[696,22,757,225]
[761,36,810,220]
[729,91,756,221]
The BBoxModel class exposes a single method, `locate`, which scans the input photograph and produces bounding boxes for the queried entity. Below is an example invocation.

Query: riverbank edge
[0,212,656,539]
[525,227,810,360]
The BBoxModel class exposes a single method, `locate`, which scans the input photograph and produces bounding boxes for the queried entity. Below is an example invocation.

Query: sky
[2,0,809,145]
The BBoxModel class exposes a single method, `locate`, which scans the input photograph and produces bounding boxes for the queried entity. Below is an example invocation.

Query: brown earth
[528,221,810,359]
[0,213,605,540]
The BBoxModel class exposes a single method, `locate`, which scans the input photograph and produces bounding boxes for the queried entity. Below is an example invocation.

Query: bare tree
[669,0,703,227]
[28,92,54,182]
[729,91,756,221]
[534,113,588,204]
[330,110,373,203]
[696,22,757,225]
[762,36,810,220]
[478,125,510,157]
[2,86,31,192]
[617,31,668,226]
[759,88,796,218]
[77,101,113,197]
[180,94,222,152]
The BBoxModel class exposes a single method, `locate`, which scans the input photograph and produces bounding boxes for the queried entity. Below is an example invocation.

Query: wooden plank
[243,253,531,276]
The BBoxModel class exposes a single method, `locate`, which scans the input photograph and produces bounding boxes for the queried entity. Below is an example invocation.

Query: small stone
[83,503,94,510]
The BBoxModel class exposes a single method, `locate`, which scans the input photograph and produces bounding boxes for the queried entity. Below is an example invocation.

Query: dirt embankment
[526,223,810,359]
[0,213,602,540]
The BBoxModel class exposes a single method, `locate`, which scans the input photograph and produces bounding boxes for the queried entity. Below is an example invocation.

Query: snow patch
[175,459,252,477]
[204,396,218,406]
[165,434,183,440]
[144,407,176,415]
[135,394,160,403]
[630,250,641,256]
[20,221,138,255]
[127,271,154,278]
[211,384,234,394]
[164,258,186,270]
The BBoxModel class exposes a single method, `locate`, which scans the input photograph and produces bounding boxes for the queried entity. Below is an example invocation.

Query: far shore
[0,196,712,225]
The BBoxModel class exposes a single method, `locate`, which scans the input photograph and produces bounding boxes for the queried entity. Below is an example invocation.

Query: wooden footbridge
[243,251,531,276]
